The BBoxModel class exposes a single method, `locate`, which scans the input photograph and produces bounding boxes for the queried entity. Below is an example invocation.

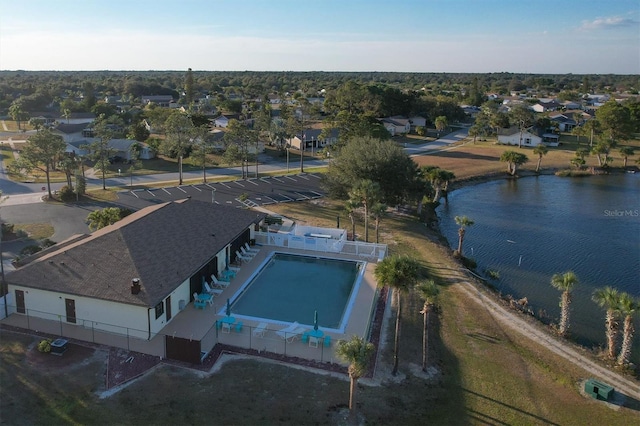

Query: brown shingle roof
[6,200,266,308]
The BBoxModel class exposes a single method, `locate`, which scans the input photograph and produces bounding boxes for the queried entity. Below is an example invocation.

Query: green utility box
[584,379,614,401]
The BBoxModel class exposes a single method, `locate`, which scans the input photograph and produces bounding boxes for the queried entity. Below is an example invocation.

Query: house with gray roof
[497,126,559,147]
[6,200,266,342]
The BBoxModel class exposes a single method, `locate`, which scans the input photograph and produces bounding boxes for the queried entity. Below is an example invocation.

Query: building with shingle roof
[6,200,266,340]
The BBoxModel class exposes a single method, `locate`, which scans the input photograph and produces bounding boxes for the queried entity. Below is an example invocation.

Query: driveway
[403,128,470,157]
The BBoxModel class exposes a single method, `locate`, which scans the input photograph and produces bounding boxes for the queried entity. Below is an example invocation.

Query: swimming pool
[223,252,365,332]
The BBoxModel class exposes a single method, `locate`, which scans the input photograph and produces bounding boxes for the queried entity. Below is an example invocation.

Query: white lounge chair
[204,282,223,297]
[252,322,267,337]
[276,321,305,342]
[243,242,259,253]
[235,250,252,263]
[211,275,230,288]
[240,246,256,258]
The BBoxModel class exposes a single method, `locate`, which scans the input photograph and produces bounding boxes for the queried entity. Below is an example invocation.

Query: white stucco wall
[9,285,150,339]
[498,132,542,147]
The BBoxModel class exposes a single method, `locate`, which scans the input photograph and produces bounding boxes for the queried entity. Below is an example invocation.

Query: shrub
[37,339,52,353]
[58,185,76,202]
[20,245,42,256]
[40,238,56,248]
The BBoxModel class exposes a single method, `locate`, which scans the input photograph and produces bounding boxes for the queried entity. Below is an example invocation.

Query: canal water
[436,173,640,363]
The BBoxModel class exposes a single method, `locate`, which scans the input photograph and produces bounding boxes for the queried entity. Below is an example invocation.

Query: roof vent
[131,278,141,295]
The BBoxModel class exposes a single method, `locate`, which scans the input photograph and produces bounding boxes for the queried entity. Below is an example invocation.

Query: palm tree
[349,179,382,243]
[616,292,637,366]
[533,144,548,173]
[499,150,529,176]
[374,255,420,375]
[370,202,387,244]
[417,280,439,372]
[454,215,474,256]
[345,199,359,241]
[335,335,375,421]
[422,166,456,203]
[550,271,578,336]
[619,146,635,168]
[592,286,621,359]
[434,116,448,137]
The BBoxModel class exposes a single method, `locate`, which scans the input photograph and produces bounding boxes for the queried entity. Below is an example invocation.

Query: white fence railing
[255,231,386,261]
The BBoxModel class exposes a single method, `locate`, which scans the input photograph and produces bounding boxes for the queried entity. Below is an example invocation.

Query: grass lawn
[1,198,637,424]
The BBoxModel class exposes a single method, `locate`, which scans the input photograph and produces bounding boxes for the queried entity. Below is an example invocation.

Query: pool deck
[157,245,379,360]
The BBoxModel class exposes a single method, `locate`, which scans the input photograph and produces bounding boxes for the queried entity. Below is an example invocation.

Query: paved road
[404,127,470,157]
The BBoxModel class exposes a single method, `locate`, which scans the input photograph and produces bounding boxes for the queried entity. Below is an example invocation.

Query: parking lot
[115,173,325,210]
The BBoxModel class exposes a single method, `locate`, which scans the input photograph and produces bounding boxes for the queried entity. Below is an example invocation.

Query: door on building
[65,298,76,323]
[15,290,25,314]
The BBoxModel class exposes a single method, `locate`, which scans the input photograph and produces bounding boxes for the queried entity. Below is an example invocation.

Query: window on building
[155,302,164,319]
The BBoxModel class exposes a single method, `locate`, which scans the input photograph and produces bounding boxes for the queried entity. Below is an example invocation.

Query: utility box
[584,378,614,401]
[50,338,68,356]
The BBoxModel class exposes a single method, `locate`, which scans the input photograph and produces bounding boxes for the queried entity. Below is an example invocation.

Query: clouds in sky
[579,15,640,31]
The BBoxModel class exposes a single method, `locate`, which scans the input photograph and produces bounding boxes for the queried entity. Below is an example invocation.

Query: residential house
[287,128,339,151]
[213,114,241,128]
[54,112,96,125]
[5,200,266,359]
[141,95,175,108]
[497,126,559,147]
[378,116,411,136]
[52,123,92,143]
[549,113,577,132]
[532,100,562,113]
[65,138,156,160]
[409,115,427,129]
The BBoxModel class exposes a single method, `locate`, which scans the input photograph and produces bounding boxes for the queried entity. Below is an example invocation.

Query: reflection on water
[437,174,640,363]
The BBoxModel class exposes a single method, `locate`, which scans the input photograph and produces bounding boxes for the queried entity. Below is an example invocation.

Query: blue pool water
[226,253,364,331]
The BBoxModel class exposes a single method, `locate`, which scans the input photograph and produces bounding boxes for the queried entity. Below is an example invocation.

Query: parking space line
[294,192,309,200]
[260,177,272,184]
[308,173,322,179]
[191,185,202,191]
[219,182,231,188]
[310,191,323,197]
[297,174,309,180]
[130,190,139,198]
[162,188,171,194]
[204,183,216,190]
[279,193,294,201]
[245,179,259,186]
[285,176,297,181]
[147,190,156,197]
[272,177,285,183]
[233,181,245,187]
[176,186,187,193]
[264,195,278,203]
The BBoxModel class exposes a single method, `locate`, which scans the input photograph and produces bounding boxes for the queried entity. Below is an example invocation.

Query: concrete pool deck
[157,245,379,361]
[2,244,381,364]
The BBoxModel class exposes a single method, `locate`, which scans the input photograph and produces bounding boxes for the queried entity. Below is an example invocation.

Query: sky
[1,0,639,74]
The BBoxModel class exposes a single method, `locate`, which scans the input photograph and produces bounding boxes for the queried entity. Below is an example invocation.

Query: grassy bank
[2,198,637,424]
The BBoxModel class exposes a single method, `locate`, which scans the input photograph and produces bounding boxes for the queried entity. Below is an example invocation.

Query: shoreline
[428,168,640,376]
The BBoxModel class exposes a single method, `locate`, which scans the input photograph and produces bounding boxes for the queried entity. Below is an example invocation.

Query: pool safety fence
[255,231,386,261]
[1,304,342,365]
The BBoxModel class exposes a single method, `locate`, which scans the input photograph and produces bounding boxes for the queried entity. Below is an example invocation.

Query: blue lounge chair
[323,335,331,347]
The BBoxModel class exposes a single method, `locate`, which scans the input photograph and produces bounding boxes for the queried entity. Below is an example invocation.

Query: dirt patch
[25,340,99,371]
